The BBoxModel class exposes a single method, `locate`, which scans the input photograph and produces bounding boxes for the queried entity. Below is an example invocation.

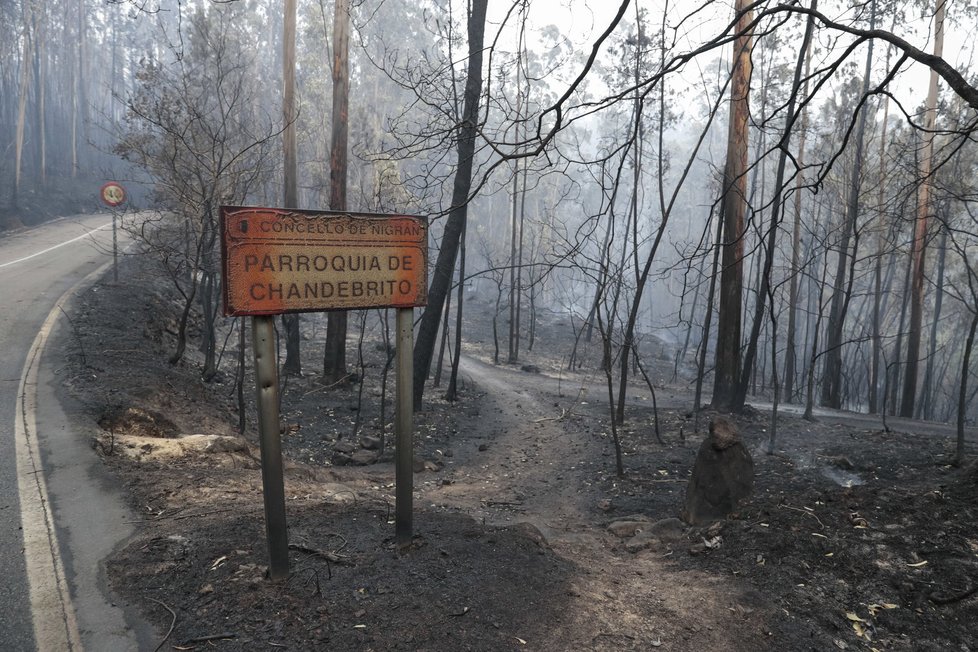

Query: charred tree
[734,4,816,412]
[901,0,945,417]
[282,0,301,376]
[821,0,876,410]
[412,0,488,410]
[712,0,753,411]
[324,0,351,383]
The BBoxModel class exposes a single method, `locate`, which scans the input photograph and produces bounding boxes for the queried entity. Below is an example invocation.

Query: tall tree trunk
[821,0,876,409]
[869,14,898,414]
[515,161,527,359]
[412,0,488,409]
[32,5,45,184]
[734,4,816,412]
[583,202,615,346]
[281,0,301,376]
[712,0,753,411]
[76,0,88,174]
[956,310,978,466]
[324,0,351,383]
[695,204,725,430]
[446,220,467,401]
[804,248,830,420]
[918,226,947,419]
[433,279,452,387]
[784,1,816,403]
[69,1,78,178]
[901,0,945,417]
[507,46,524,365]
[614,8,646,424]
[888,245,914,415]
[14,0,33,206]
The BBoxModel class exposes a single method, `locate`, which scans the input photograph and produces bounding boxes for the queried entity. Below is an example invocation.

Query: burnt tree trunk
[821,0,876,409]
[324,0,351,383]
[733,4,815,412]
[282,0,301,376]
[712,0,753,411]
[900,0,945,417]
[412,0,488,409]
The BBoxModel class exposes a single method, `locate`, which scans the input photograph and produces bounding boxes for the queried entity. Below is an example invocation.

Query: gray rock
[350,449,380,466]
[647,517,686,543]
[625,535,661,554]
[333,440,357,455]
[360,435,383,451]
[331,452,353,466]
[607,520,646,538]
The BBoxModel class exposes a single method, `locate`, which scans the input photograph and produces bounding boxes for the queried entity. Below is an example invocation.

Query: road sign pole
[395,307,414,545]
[112,213,118,283]
[252,315,290,580]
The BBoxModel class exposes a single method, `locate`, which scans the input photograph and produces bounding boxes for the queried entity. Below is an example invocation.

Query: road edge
[14,261,114,651]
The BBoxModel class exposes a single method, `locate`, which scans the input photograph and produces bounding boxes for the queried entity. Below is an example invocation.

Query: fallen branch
[288,542,353,565]
[148,598,176,652]
[172,508,237,521]
[930,584,978,605]
[533,408,567,423]
[181,632,237,645]
[779,504,826,530]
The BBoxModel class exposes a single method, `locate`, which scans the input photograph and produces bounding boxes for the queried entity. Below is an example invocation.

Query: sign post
[395,307,414,544]
[252,315,290,580]
[220,206,427,575]
[100,181,126,282]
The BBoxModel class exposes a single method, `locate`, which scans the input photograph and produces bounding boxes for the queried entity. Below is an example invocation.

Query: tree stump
[682,417,754,525]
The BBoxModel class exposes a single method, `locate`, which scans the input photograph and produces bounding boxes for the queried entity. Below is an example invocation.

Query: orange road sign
[220,206,428,316]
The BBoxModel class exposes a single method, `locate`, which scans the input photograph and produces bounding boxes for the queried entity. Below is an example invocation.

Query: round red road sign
[100,181,126,207]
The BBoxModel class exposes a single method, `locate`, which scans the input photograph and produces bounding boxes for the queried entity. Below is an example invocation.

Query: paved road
[0,215,153,650]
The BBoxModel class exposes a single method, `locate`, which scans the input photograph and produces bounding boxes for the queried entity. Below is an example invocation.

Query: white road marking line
[0,222,112,269]
[15,260,113,651]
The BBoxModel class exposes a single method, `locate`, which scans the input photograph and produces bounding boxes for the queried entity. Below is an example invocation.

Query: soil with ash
[59,252,978,651]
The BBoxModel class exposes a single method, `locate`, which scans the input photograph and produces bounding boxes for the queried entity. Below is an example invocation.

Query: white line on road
[14,261,113,651]
[0,221,112,269]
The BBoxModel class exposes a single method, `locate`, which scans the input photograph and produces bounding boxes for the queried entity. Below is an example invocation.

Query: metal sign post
[112,214,118,283]
[252,315,290,580]
[395,307,414,544]
[100,182,126,282]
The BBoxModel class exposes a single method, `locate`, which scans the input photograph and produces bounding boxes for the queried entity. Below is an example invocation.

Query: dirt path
[411,355,779,650]
[422,355,608,547]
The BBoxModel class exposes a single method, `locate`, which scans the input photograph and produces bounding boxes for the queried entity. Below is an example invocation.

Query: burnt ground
[55,251,978,651]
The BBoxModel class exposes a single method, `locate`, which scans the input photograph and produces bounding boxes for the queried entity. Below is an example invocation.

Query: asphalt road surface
[0,215,153,651]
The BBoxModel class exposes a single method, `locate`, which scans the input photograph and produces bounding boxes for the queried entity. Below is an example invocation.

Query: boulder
[607,520,647,538]
[333,440,357,455]
[360,435,384,451]
[682,417,754,525]
[350,449,380,466]
[647,517,686,543]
